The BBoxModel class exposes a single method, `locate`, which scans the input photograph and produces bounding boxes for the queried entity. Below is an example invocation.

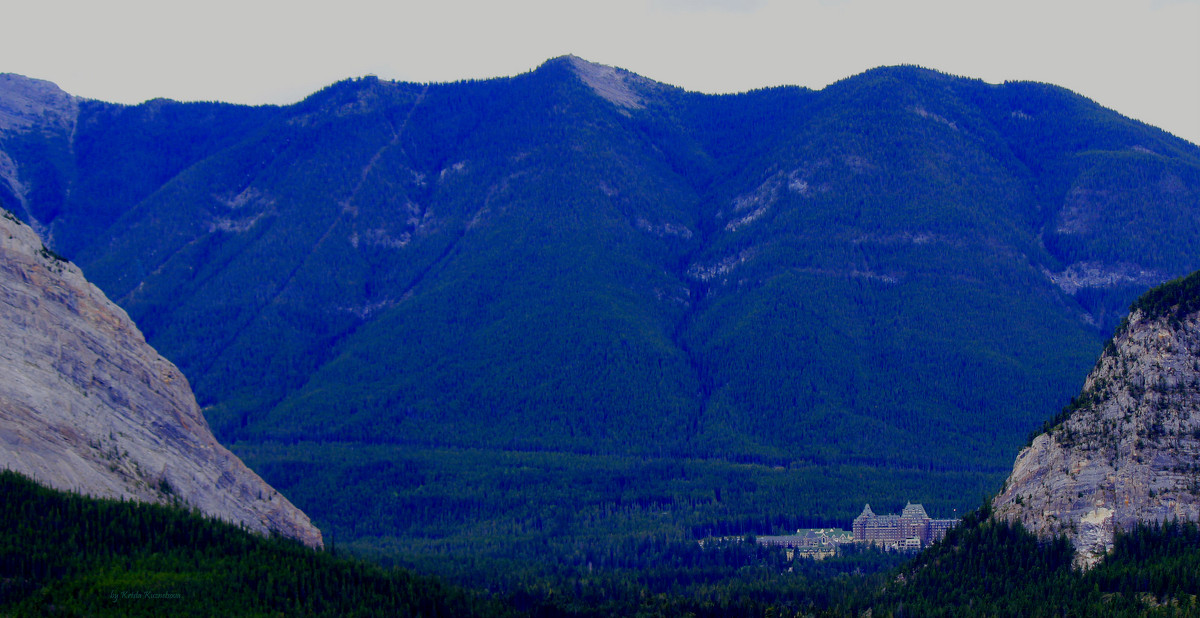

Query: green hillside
[855,504,1200,617]
[0,470,508,617]
[1131,269,1200,322]
[3,58,1199,582]
[5,459,1196,616]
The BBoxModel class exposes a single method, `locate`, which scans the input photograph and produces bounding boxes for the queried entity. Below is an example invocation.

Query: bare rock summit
[993,272,1200,567]
[0,210,323,548]
[0,73,79,133]
[562,55,660,109]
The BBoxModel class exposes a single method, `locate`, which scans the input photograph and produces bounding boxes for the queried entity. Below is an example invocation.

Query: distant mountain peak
[556,54,655,109]
[0,73,79,133]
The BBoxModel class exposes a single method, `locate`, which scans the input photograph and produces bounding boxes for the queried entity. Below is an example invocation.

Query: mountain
[0,210,322,548]
[993,271,1200,567]
[2,57,1199,565]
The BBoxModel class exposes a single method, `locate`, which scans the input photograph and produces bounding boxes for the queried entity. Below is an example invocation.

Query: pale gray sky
[5,0,1199,144]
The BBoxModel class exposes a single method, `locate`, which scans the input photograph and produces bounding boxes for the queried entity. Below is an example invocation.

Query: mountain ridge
[1,60,1198,559]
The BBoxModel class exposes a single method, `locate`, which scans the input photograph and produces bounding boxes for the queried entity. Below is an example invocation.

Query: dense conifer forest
[0,470,506,617]
[4,469,1198,615]
[862,505,1200,617]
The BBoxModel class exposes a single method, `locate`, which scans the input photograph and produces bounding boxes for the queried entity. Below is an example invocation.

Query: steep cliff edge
[0,211,322,548]
[993,272,1200,567]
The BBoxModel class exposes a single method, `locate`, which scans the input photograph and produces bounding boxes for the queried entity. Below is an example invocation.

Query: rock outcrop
[563,55,660,109]
[0,210,322,548]
[993,272,1200,567]
[0,73,79,132]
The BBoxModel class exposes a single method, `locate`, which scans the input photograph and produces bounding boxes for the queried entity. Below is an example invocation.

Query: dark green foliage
[0,469,509,617]
[0,125,75,225]
[235,442,988,591]
[1131,270,1200,323]
[857,505,1200,617]
[58,99,283,257]
[6,467,1198,616]
[37,243,67,263]
[10,61,1194,474]
[859,504,1077,616]
[0,465,905,617]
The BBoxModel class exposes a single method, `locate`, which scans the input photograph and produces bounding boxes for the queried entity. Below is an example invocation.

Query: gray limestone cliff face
[992,305,1200,567]
[0,212,323,548]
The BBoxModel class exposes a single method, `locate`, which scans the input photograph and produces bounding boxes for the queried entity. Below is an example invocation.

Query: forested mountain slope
[2,57,1199,548]
[0,470,507,616]
[858,505,1200,616]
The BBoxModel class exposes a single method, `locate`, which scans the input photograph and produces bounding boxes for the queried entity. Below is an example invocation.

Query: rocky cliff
[0,210,322,548]
[993,272,1200,567]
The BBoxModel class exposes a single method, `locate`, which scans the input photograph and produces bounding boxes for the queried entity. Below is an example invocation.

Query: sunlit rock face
[0,211,323,548]
[994,283,1200,568]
